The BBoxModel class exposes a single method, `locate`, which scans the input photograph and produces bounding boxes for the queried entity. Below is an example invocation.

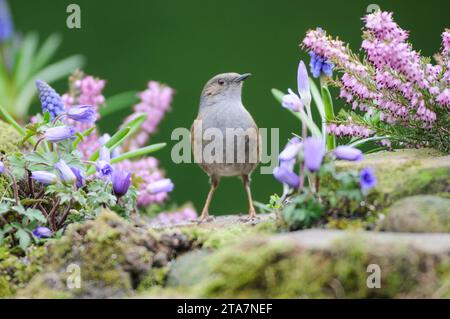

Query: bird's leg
[199,176,219,222]
[242,174,257,220]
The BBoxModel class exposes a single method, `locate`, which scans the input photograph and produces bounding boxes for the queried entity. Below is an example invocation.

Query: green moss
[380,195,450,233]
[178,219,278,250]
[336,149,450,206]
[0,245,46,298]
[172,233,450,298]
[0,120,22,198]
[19,210,193,298]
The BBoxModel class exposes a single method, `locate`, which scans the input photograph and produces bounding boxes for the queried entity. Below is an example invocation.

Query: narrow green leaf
[14,32,39,88]
[121,113,147,136]
[72,126,96,148]
[88,127,131,162]
[271,88,285,103]
[347,136,387,148]
[309,78,325,118]
[111,143,167,164]
[0,104,26,136]
[321,85,335,150]
[100,91,139,117]
[32,33,62,73]
[14,55,85,119]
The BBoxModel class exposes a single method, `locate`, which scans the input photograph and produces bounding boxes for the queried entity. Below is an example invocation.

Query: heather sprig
[302,11,450,152]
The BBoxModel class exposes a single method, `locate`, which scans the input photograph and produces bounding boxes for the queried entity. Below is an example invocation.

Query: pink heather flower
[149,206,198,227]
[63,73,106,159]
[442,29,450,56]
[327,123,373,138]
[115,158,169,207]
[437,88,450,108]
[122,81,174,151]
[303,28,368,76]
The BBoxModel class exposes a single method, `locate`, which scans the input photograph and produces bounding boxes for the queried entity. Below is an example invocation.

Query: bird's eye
[218,79,225,85]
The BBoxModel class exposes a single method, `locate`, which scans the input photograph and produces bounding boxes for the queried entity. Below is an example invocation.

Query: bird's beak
[235,73,252,82]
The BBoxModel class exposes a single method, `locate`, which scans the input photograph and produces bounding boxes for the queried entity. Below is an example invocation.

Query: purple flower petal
[303,137,325,172]
[112,170,132,197]
[33,226,52,239]
[334,146,364,161]
[273,166,300,188]
[297,60,311,106]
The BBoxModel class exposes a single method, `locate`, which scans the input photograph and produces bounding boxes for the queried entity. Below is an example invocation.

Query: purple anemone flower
[147,179,174,194]
[55,160,76,184]
[303,137,325,172]
[67,105,96,123]
[70,167,85,189]
[32,226,52,239]
[112,170,132,197]
[282,89,303,112]
[0,161,4,174]
[96,146,113,177]
[279,137,302,162]
[31,171,58,185]
[360,167,377,191]
[334,146,363,161]
[44,126,76,142]
[273,166,300,188]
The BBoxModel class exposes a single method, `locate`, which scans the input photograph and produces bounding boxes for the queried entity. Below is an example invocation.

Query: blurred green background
[9,0,449,214]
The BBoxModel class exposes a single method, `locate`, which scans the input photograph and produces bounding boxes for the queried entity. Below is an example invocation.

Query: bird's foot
[197,214,215,224]
[239,212,259,224]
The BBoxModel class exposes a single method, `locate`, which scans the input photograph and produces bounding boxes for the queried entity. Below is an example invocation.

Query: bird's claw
[239,213,259,224]
[197,215,215,224]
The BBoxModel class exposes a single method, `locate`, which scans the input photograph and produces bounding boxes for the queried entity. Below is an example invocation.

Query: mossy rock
[0,120,22,197]
[153,230,450,298]
[336,148,450,204]
[0,245,46,298]
[18,210,194,298]
[380,195,450,233]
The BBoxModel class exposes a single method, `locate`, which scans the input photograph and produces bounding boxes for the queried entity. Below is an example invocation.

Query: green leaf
[321,85,336,150]
[111,143,167,164]
[0,104,26,136]
[72,126,96,148]
[290,108,322,138]
[271,88,285,103]
[14,32,39,88]
[100,91,139,117]
[23,208,47,223]
[347,136,387,148]
[32,33,62,74]
[120,113,147,137]
[88,127,131,162]
[309,78,325,118]
[15,228,31,251]
[14,55,85,119]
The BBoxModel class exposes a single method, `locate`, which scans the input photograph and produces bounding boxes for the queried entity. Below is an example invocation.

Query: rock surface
[380,195,450,233]
[161,229,450,298]
[18,210,194,298]
[336,148,450,203]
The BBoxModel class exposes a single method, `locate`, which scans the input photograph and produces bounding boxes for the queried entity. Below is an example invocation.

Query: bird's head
[200,72,251,105]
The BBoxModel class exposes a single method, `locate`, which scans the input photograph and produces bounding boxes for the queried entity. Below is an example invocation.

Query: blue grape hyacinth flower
[309,51,334,78]
[0,0,14,42]
[35,80,65,119]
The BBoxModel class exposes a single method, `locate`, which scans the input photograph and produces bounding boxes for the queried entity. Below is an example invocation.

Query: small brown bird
[191,73,260,221]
